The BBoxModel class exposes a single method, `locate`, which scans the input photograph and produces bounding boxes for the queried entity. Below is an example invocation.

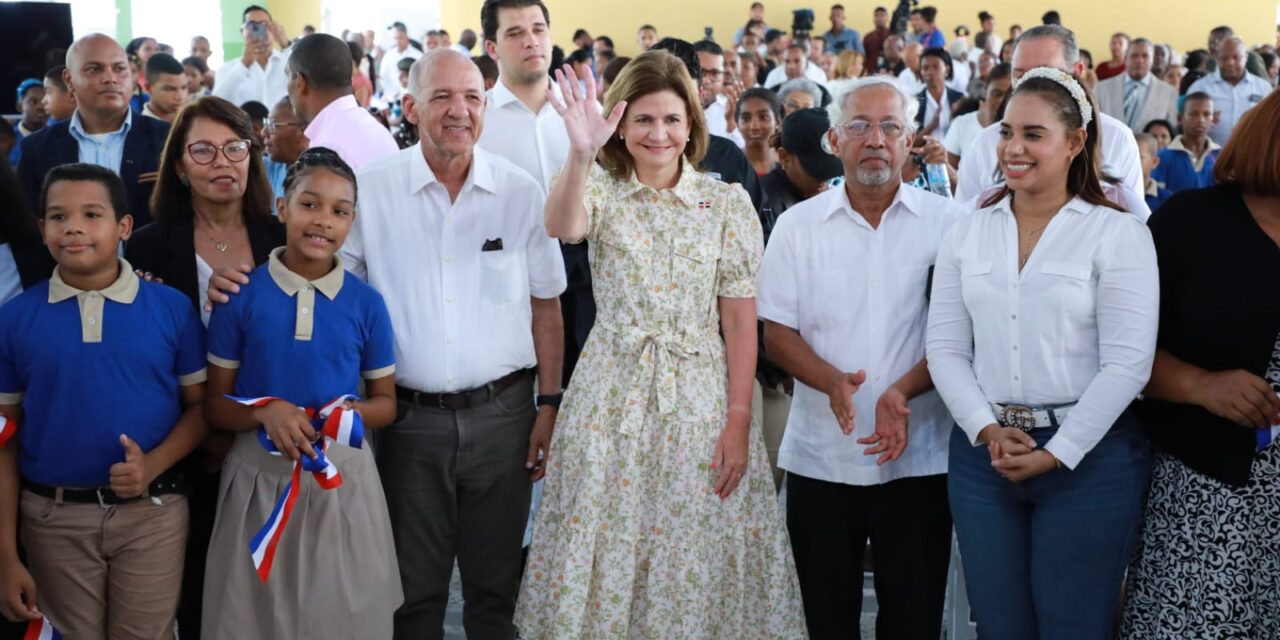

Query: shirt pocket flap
[960,260,992,277]
[1040,260,1093,281]
[673,237,717,263]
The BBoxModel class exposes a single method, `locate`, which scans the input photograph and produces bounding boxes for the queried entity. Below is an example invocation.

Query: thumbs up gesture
[109,434,151,499]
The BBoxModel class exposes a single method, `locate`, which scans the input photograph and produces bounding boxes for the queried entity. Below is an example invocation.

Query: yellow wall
[440,0,1277,60]
[263,0,1278,61]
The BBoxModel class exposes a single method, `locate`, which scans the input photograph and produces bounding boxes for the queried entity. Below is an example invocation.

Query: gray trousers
[379,374,535,640]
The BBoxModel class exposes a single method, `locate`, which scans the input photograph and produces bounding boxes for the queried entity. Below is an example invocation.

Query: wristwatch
[536,392,563,409]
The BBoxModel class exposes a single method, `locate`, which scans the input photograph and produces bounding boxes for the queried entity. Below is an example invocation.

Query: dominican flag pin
[697,201,712,210]
[24,616,62,640]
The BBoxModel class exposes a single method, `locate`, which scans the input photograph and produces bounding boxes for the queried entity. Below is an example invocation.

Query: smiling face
[997,91,1086,195]
[278,167,355,266]
[619,89,689,176]
[736,96,776,145]
[406,54,486,160]
[41,180,132,277]
[67,36,133,119]
[180,117,251,205]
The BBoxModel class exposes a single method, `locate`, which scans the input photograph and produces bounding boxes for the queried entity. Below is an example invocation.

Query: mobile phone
[247,20,268,42]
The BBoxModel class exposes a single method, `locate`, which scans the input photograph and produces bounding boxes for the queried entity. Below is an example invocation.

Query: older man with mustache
[757,76,968,638]
[17,34,171,227]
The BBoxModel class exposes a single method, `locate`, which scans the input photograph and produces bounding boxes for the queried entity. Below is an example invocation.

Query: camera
[791,9,815,40]
[704,26,714,41]
[891,0,919,37]
[247,20,268,42]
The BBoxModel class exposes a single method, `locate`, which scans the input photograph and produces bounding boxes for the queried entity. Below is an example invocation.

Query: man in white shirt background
[765,41,830,89]
[695,40,746,147]
[1186,36,1275,145]
[955,25,1148,219]
[759,77,964,640]
[378,22,423,103]
[344,49,566,639]
[896,42,925,96]
[1096,37,1179,134]
[212,5,292,109]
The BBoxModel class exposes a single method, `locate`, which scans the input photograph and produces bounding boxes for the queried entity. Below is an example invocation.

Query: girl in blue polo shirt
[200,148,402,639]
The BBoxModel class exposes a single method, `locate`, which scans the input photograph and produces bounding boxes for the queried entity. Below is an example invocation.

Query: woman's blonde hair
[599,50,708,181]
[833,50,864,79]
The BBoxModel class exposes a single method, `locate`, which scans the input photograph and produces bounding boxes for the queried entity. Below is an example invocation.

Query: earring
[179,175,189,186]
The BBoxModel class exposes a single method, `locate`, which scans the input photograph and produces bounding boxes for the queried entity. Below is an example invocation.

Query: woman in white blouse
[926,67,1159,639]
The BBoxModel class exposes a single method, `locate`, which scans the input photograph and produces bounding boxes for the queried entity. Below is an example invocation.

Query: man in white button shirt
[343,49,567,639]
[1186,36,1274,146]
[694,40,746,147]
[764,41,830,89]
[212,5,293,110]
[955,25,1149,219]
[758,77,965,639]
[378,23,423,103]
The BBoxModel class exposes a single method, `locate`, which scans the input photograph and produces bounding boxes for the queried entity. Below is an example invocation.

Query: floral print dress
[514,164,807,639]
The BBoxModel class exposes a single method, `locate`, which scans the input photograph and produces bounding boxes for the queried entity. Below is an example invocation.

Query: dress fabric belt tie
[229,395,364,582]
[596,322,719,437]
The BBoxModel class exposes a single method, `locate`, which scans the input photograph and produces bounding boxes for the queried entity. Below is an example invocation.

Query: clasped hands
[977,423,1060,482]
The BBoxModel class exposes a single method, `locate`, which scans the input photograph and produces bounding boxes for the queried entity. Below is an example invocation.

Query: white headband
[1014,67,1094,128]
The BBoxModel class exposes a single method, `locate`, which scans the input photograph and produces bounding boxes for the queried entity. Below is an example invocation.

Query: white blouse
[926,195,1159,469]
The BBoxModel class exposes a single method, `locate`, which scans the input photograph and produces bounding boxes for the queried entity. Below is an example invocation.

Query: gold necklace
[1017,218,1053,270]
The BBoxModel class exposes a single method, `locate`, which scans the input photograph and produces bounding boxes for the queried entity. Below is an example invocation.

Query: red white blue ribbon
[24,616,62,640]
[229,395,364,581]
[0,415,15,450]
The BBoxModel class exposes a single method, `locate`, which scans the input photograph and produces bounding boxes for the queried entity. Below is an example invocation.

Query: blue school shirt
[1153,136,1221,194]
[206,249,396,410]
[0,260,207,487]
[1145,182,1174,212]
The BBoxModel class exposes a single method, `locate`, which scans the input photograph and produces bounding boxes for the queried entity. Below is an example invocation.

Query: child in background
[0,164,206,639]
[1137,133,1173,211]
[200,148,401,639]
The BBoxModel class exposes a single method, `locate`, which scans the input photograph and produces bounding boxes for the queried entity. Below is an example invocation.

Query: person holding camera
[212,5,292,109]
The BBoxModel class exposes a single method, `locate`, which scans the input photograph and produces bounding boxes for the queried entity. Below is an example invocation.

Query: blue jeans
[949,410,1152,640]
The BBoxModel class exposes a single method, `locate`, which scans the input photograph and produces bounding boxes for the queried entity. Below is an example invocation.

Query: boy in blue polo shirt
[1153,92,1221,195]
[0,164,206,638]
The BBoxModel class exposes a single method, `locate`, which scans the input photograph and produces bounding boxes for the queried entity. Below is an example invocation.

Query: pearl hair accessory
[1014,67,1094,128]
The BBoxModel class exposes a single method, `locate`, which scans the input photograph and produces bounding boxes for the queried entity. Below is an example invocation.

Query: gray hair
[777,78,822,109]
[1130,37,1153,50]
[407,48,477,98]
[1015,24,1080,67]
[835,76,919,129]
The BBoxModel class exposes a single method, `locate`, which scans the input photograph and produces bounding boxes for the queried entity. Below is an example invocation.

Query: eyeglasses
[264,119,303,134]
[837,120,907,140]
[700,69,725,81]
[186,140,252,165]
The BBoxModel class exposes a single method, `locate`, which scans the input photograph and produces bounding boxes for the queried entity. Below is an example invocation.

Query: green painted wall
[222,0,251,61]
[115,0,131,42]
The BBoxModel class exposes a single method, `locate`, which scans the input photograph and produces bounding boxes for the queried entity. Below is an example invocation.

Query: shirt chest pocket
[1038,260,1096,318]
[959,260,994,309]
[479,249,526,304]
[671,237,718,284]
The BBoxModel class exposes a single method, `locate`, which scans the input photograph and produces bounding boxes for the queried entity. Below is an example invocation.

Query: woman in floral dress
[514,51,806,639]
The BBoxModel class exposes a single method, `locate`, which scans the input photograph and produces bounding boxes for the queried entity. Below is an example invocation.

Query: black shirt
[1142,184,1280,486]
[699,134,763,212]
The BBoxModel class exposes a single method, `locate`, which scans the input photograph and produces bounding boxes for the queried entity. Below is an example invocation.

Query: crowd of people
[0,1,1277,639]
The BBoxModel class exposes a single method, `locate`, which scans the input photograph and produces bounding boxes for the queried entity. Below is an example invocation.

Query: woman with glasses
[124,95,282,640]
[926,68,1159,638]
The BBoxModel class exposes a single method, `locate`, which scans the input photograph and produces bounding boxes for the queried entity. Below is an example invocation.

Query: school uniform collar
[1145,180,1160,197]
[266,247,344,300]
[48,258,139,304]
[1167,135,1220,156]
[407,143,496,196]
[618,160,703,207]
[823,182,923,225]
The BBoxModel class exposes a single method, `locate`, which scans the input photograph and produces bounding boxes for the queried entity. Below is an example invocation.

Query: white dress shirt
[925,195,1159,469]
[212,49,291,109]
[478,79,571,190]
[758,184,966,485]
[340,145,567,392]
[896,68,925,97]
[955,111,1149,219]
[1186,70,1275,145]
[764,64,830,89]
[943,111,983,157]
[923,89,953,137]
[704,94,746,147]
[378,45,423,102]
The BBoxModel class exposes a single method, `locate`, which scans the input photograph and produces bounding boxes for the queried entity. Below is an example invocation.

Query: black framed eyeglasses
[186,140,252,165]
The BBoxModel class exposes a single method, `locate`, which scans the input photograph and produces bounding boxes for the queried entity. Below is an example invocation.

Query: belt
[396,369,532,411]
[992,402,1076,432]
[595,322,721,437]
[22,475,188,508]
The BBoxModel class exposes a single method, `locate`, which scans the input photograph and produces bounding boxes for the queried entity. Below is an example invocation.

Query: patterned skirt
[1121,446,1280,639]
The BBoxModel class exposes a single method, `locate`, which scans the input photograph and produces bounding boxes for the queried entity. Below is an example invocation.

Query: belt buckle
[1000,405,1037,433]
[95,487,113,510]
